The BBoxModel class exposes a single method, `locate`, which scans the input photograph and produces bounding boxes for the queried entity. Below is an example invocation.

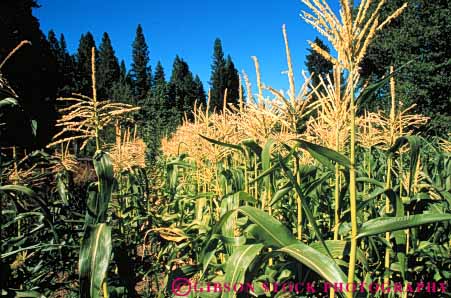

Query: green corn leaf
[269,184,292,207]
[200,135,245,153]
[234,206,297,247]
[278,156,333,258]
[241,138,263,157]
[277,242,347,292]
[87,150,114,224]
[355,60,414,110]
[357,213,451,238]
[222,244,264,298]
[293,139,350,170]
[79,223,112,298]
[0,184,37,197]
[388,135,423,195]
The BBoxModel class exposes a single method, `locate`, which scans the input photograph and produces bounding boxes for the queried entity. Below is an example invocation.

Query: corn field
[1,0,451,298]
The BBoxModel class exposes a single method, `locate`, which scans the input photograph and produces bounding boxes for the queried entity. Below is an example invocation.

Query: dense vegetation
[1,0,450,298]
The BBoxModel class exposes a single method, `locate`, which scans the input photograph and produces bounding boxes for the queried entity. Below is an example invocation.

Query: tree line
[46,24,242,160]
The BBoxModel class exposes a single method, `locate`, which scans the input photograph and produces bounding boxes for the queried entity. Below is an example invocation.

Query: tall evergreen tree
[169,56,198,120]
[58,33,77,96]
[47,30,60,58]
[130,24,151,105]
[152,61,169,110]
[47,30,75,96]
[111,60,133,105]
[305,37,333,88]
[119,60,127,81]
[193,75,206,107]
[97,32,120,99]
[143,61,170,161]
[75,32,96,96]
[209,38,227,112]
[224,55,240,107]
[209,38,240,112]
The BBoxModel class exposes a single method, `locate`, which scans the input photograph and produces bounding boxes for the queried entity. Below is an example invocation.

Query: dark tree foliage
[359,0,451,137]
[209,38,240,112]
[111,60,133,106]
[305,37,333,87]
[168,55,198,119]
[75,32,96,96]
[130,24,151,105]
[57,34,77,96]
[193,75,207,108]
[143,61,170,161]
[0,0,58,149]
[224,55,240,107]
[209,38,227,112]
[47,31,76,96]
[97,32,120,99]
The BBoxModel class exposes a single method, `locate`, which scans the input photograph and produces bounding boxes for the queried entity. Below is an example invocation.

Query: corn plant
[156,1,451,297]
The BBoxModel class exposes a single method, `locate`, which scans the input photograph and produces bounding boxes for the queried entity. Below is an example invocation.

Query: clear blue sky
[33,0,340,92]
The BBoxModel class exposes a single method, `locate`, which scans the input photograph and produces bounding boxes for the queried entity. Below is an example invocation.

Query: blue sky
[34,0,340,92]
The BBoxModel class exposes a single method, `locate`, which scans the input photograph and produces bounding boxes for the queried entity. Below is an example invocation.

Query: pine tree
[209,38,227,112]
[58,34,77,96]
[168,56,198,120]
[111,60,134,105]
[152,61,168,109]
[75,32,96,96]
[97,32,120,99]
[47,30,76,97]
[193,75,206,107]
[143,61,170,161]
[119,60,127,81]
[305,37,333,88]
[224,55,240,107]
[47,30,60,58]
[209,38,240,112]
[130,24,151,105]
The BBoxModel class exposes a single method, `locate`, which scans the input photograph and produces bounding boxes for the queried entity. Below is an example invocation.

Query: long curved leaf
[357,213,451,238]
[278,243,347,289]
[222,244,264,298]
[79,223,112,298]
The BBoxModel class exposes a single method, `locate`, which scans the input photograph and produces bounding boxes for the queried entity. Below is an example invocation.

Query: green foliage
[305,37,333,87]
[97,32,120,99]
[76,32,97,96]
[131,24,151,105]
[360,0,451,136]
[209,39,240,112]
[168,55,199,119]
[0,0,58,149]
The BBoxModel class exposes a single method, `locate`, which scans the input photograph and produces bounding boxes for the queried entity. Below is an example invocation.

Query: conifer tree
[209,38,240,111]
[58,34,77,96]
[130,24,151,105]
[168,56,198,120]
[111,60,133,105]
[224,55,240,107]
[47,30,76,96]
[47,30,60,58]
[193,75,206,107]
[209,38,227,112]
[97,32,120,99]
[75,32,96,96]
[305,37,333,87]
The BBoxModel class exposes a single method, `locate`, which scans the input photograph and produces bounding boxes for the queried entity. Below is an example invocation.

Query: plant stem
[347,63,358,298]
